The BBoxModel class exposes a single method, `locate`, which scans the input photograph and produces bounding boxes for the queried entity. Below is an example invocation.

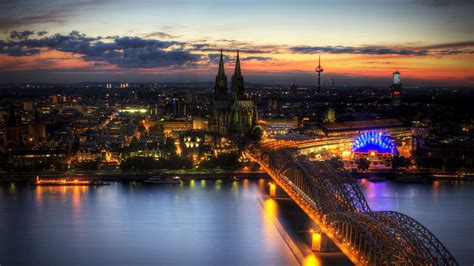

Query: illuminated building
[270,119,412,160]
[50,95,58,105]
[23,101,34,111]
[326,108,336,123]
[209,50,257,136]
[192,117,208,130]
[390,71,402,104]
[315,119,409,138]
[148,120,193,136]
[352,131,397,158]
[258,118,299,136]
[8,149,68,169]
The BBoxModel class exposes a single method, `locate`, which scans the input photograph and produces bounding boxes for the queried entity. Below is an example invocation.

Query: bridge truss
[253,148,457,266]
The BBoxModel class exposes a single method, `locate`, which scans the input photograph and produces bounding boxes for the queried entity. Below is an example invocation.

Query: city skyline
[0,0,473,86]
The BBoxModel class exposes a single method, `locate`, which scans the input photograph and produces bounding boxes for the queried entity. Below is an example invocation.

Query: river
[0,179,472,265]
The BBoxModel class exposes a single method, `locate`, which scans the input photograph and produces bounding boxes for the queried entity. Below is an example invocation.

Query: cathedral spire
[231,50,245,100]
[214,49,228,100]
[234,50,241,77]
[217,49,225,77]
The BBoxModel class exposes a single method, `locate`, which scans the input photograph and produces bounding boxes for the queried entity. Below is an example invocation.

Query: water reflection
[214,179,222,191]
[231,180,239,192]
[304,254,322,266]
[0,181,299,266]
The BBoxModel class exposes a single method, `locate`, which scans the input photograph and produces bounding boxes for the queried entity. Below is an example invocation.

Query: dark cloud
[207,53,231,64]
[0,40,40,56]
[37,31,48,36]
[0,11,66,30]
[114,36,177,49]
[421,41,474,49]
[289,45,429,56]
[193,45,270,54]
[143,32,179,39]
[242,56,273,61]
[9,30,35,40]
[289,42,474,56]
[419,0,473,6]
[0,1,110,30]
[0,31,202,68]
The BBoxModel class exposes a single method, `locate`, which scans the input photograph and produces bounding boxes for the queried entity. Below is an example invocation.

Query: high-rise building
[326,108,336,123]
[290,83,298,95]
[28,110,46,139]
[209,50,257,136]
[50,95,58,105]
[172,95,187,117]
[390,71,402,104]
[3,105,23,149]
[268,99,277,111]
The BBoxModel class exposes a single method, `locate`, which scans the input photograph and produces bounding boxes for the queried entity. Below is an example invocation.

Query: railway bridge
[247,148,457,265]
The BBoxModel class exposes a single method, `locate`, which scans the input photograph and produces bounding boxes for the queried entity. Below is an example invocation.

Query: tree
[248,127,263,145]
[328,156,344,170]
[164,137,177,157]
[445,156,463,170]
[356,158,370,172]
[200,152,242,170]
[128,137,139,152]
[76,160,100,170]
[391,155,411,170]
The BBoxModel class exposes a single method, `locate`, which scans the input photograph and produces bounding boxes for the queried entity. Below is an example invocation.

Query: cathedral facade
[209,50,257,136]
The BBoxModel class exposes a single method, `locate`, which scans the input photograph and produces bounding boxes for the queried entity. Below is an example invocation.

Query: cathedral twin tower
[209,50,257,136]
[214,49,245,101]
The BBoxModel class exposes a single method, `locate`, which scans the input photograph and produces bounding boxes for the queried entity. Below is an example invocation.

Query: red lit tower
[315,54,324,94]
[390,71,401,104]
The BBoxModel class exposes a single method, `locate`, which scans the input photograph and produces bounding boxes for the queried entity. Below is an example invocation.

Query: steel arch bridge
[251,148,457,266]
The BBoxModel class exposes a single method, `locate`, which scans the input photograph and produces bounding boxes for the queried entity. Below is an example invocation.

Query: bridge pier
[311,230,339,253]
[269,182,277,198]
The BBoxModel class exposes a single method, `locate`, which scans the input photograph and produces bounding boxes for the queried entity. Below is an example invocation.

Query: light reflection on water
[0,180,299,266]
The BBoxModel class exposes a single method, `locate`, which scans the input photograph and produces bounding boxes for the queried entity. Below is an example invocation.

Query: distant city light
[118,108,148,113]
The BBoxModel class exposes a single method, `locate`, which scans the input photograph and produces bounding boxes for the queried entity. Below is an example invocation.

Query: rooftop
[319,119,406,133]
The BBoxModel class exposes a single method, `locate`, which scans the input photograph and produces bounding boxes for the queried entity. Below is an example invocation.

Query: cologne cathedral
[209,50,257,136]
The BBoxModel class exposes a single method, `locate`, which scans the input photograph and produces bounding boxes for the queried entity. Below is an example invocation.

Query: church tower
[214,49,228,100]
[231,50,245,100]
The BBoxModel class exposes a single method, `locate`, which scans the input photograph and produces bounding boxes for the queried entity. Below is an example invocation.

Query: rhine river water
[0,179,473,266]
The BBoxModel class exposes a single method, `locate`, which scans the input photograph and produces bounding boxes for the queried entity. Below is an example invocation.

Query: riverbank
[354,170,474,181]
[0,169,268,183]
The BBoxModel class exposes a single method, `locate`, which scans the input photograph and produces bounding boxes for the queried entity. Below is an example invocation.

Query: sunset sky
[0,0,473,86]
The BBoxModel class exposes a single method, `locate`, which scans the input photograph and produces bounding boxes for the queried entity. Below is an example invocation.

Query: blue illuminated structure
[352,131,396,155]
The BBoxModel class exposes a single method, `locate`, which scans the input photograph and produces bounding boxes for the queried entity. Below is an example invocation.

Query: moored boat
[33,176,110,186]
[395,174,432,183]
[144,176,181,185]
